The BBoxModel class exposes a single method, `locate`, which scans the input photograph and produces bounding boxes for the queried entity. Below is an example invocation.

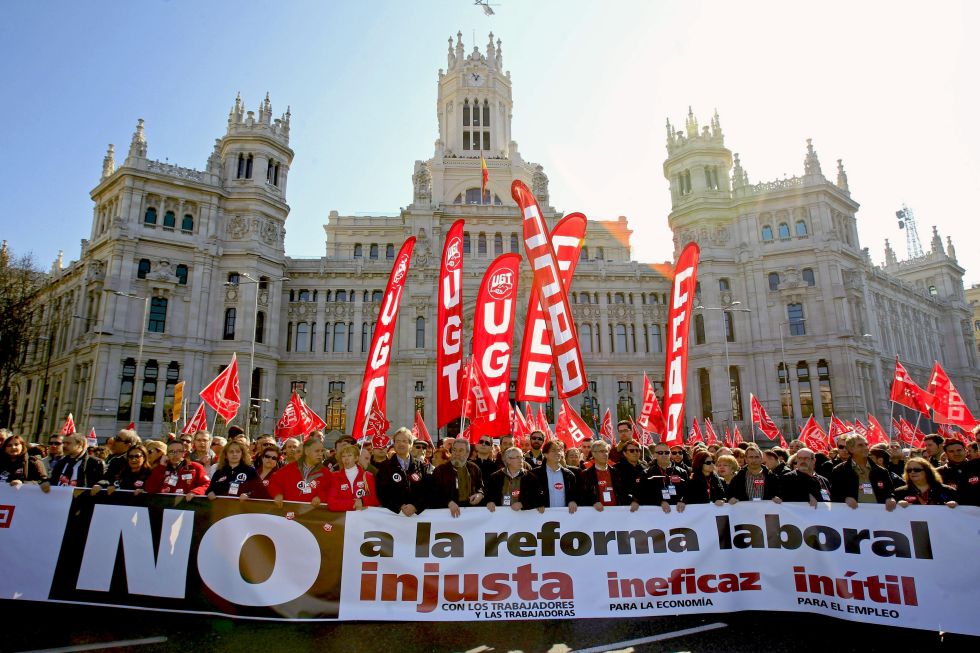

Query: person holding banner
[206,440,264,500]
[779,448,830,506]
[50,433,106,489]
[533,440,579,512]
[429,438,485,517]
[894,457,958,507]
[326,443,380,511]
[267,434,331,507]
[107,444,153,492]
[727,444,782,504]
[0,434,48,487]
[829,435,897,510]
[145,440,210,496]
[486,446,540,512]
[578,440,628,511]
[255,443,282,492]
[680,449,726,507]
[937,440,980,506]
[637,444,687,512]
[375,427,429,516]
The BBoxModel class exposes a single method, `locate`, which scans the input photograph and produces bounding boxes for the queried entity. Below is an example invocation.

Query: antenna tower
[895,205,924,259]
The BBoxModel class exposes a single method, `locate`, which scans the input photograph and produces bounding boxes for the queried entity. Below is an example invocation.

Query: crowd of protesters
[1,420,978,515]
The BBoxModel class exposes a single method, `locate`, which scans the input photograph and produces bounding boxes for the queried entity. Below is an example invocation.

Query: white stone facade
[9,34,980,442]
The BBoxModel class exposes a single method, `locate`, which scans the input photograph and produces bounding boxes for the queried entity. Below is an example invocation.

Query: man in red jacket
[145,440,210,495]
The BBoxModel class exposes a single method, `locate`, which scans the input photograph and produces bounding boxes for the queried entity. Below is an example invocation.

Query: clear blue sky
[2,1,977,284]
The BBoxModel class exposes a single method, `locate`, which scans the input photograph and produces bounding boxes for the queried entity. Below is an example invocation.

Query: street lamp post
[694,301,752,434]
[225,274,288,439]
[112,291,150,425]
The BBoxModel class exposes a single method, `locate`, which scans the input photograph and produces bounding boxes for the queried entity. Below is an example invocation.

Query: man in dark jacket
[485,447,540,511]
[780,448,831,505]
[429,439,485,517]
[937,439,980,506]
[523,430,546,469]
[830,435,897,510]
[614,440,647,505]
[375,427,429,516]
[637,443,687,510]
[531,440,578,512]
[727,444,782,503]
[50,434,107,488]
[578,440,628,510]
[472,434,503,479]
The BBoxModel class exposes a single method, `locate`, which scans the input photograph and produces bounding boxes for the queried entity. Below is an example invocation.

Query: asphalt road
[4,602,978,653]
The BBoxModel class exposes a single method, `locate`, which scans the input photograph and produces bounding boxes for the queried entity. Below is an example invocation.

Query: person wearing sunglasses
[473,434,503,480]
[637,444,687,513]
[108,444,153,492]
[578,440,627,511]
[376,427,430,516]
[41,435,65,475]
[937,439,980,506]
[614,440,647,506]
[680,449,726,508]
[523,430,547,469]
[780,448,831,507]
[894,457,958,508]
[255,443,282,495]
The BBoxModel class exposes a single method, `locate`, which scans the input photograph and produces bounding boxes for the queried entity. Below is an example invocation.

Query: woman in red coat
[326,443,380,511]
[267,435,331,506]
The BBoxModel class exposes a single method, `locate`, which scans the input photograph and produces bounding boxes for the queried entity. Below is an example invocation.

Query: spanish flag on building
[480,152,489,201]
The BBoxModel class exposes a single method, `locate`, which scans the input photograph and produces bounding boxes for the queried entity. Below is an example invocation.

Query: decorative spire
[260,92,272,125]
[456,30,464,59]
[946,236,957,262]
[127,118,147,160]
[486,32,495,69]
[448,36,456,69]
[51,250,64,274]
[836,158,849,191]
[803,138,822,176]
[101,144,115,180]
[930,226,943,254]
[731,153,749,189]
[710,108,722,137]
[496,36,502,68]
[884,238,897,266]
[685,106,699,140]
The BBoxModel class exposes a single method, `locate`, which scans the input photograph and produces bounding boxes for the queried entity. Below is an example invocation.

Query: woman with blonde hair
[326,442,380,511]
[206,440,263,500]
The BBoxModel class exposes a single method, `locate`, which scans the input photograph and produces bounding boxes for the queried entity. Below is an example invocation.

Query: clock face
[468,72,484,86]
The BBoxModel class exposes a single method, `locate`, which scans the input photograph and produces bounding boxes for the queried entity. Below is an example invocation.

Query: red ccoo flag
[926,362,980,430]
[460,356,498,441]
[412,410,432,444]
[366,395,391,449]
[59,413,76,436]
[600,408,614,444]
[555,399,594,449]
[511,403,530,446]
[637,373,666,435]
[703,418,719,446]
[86,427,98,448]
[687,418,704,445]
[866,414,889,445]
[890,358,932,416]
[275,393,313,441]
[733,424,744,446]
[199,354,241,424]
[181,403,208,436]
[800,415,829,452]
[723,426,733,448]
[828,415,848,443]
[750,394,786,446]
[126,422,136,431]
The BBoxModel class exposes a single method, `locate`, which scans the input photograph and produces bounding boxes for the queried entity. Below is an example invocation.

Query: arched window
[245,154,253,179]
[580,324,593,353]
[144,207,157,225]
[386,244,394,259]
[615,325,628,353]
[223,308,236,340]
[795,220,808,237]
[137,258,151,279]
[227,272,240,286]
[353,244,363,259]
[139,360,158,422]
[255,311,265,344]
[817,359,834,417]
[510,233,519,252]
[724,311,735,342]
[163,211,176,229]
[369,244,379,260]
[148,298,167,333]
[416,316,425,348]
[181,214,194,232]
[797,362,813,417]
[298,289,310,302]
[580,246,589,261]
[802,268,816,286]
[596,247,605,260]
[117,357,136,420]
[295,322,309,352]
[361,322,370,352]
[650,324,663,353]
[312,290,318,302]
[761,225,774,242]
[768,272,780,291]
[729,366,743,421]
[463,232,471,254]
[719,278,731,292]
[175,264,188,285]
[787,303,806,335]
[778,363,793,419]
[237,154,245,179]
[694,314,706,345]
[465,188,490,204]
[477,233,487,255]
[163,361,180,422]
[613,293,625,304]
[372,290,383,302]
[579,293,591,304]
[336,290,347,302]
[778,223,791,239]
[463,99,470,127]
[493,233,503,254]
[332,322,346,353]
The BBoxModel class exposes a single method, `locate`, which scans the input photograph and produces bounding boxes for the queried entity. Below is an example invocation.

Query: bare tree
[0,244,45,427]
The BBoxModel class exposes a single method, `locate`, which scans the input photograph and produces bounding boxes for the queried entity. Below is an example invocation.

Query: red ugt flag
[199,354,241,424]
[366,396,391,449]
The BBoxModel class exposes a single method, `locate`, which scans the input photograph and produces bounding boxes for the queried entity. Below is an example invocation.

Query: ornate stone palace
[8,33,980,442]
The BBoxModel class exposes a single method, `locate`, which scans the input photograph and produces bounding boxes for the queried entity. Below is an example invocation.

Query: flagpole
[749,393,757,444]
[458,355,473,442]
[888,401,895,443]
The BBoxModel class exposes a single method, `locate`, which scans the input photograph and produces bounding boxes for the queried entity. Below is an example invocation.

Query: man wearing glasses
[486,446,540,512]
[473,434,503,480]
[780,448,831,506]
[938,439,980,506]
[376,427,430,516]
[42,435,64,475]
[578,441,627,510]
[829,434,897,510]
[638,444,687,510]
[614,440,647,505]
[145,440,210,496]
[523,430,546,469]
[609,421,634,464]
